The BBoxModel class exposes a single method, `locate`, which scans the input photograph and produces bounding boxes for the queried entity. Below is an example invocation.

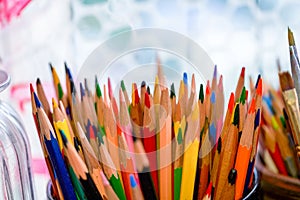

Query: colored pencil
[34,92,77,200]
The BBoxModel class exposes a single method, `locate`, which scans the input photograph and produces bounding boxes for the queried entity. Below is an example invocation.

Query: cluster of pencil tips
[258,28,300,179]
[30,57,263,200]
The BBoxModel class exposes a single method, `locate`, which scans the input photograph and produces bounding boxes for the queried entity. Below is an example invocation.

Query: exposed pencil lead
[121,80,126,92]
[199,84,204,103]
[36,78,41,85]
[49,62,53,71]
[228,93,235,113]
[147,86,151,95]
[34,92,42,108]
[255,74,261,89]
[213,65,217,78]
[141,81,146,87]
[30,83,34,93]
[170,83,175,98]
[80,82,85,100]
[183,72,188,85]
[233,104,239,126]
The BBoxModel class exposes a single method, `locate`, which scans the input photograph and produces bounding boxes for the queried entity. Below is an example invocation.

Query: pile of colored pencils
[31,61,262,199]
[258,28,300,179]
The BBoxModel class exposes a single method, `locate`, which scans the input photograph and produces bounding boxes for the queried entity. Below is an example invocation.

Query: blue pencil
[34,92,77,200]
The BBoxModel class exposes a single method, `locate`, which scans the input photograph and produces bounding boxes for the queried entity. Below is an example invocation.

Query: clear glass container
[0,70,35,200]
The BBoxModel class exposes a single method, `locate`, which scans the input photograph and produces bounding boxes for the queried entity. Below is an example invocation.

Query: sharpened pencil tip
[183,72,188,85]
[30,83,34,93]
[130,174,137,188]
[119,88,125,103]
[95,79,102,98]
[239,87,246,104]
[233,104,239,126]
[228,92,235,113]
[255,109,261,128]
[49,63,53,71]
[199,84,204,103]
[52,98,58,109]
[141,81,146,87]
[288,27,295,46]
[64,62,68,73]
[213,65,217,78]
[36,78,41,85]
[255,75,261,88]
[256,78,263,96]
[145,92,150,108]
[34,92,41,108]
[60,129,68,147]
[147,86,151,95]
[206,80,210,95]
[241,67,245,78]
[121,80,126,91]
[170,83,175,98]
[80,82,85,100]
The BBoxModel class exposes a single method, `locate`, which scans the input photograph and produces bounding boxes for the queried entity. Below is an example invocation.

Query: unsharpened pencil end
[279,71,294,91]
[130,174,137,188]
[288,27,295,46]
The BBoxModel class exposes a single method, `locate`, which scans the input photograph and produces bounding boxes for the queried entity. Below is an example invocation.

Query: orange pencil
[234,98,256,200]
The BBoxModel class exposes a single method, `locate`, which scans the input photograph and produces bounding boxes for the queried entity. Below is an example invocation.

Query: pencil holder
[0,70,35,199]
[46,168,261,200]
[256,156,300,200]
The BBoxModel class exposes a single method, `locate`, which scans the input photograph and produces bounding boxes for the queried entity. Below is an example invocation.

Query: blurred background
[0,0,299,198]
